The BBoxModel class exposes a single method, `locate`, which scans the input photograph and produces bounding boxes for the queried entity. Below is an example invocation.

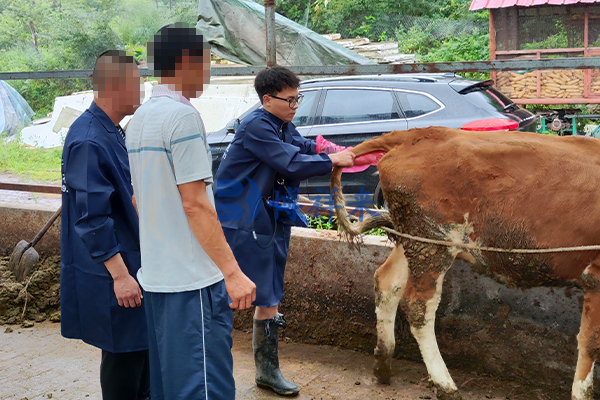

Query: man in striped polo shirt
[126,23,256,400]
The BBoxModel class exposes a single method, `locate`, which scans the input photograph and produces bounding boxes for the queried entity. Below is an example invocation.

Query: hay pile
[0,256,61,324]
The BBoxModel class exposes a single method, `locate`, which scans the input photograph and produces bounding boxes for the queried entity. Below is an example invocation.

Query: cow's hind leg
[374,245,410,384]
[573,264,600,400]
[403,261,461,400]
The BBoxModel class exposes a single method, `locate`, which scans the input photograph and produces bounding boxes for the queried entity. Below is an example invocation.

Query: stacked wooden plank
[322,34,415,64]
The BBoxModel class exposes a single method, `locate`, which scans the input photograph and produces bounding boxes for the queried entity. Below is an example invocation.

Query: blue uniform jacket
[214,108,332,306]
[60,102,147,353]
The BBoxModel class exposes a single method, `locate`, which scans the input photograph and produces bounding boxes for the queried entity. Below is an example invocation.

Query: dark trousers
[100,349,150,400]
[144,280,235,400]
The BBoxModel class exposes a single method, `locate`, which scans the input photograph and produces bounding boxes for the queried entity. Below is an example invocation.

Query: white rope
[303,197,600,254]
[378,226,600,254]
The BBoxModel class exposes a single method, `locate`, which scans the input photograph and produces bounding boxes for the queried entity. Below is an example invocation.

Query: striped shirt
[126,85,223,293]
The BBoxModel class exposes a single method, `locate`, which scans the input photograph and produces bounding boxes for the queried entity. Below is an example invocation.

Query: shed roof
[470,0,600,11]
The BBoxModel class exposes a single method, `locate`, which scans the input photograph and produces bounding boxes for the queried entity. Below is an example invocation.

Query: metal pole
[489,9,497,86]
[265,0,276,67]
[3,58,600,80]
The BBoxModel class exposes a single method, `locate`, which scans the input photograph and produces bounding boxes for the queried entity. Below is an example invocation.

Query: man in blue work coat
[214,66,355,396]
[60,50,149,399]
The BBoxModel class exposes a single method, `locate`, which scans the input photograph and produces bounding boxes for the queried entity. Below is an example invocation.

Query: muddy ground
[0,322,574,400]
[0,256,60,325]
[0,255,576,399]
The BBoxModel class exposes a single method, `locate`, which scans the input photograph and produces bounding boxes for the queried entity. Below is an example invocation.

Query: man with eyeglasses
[214,66,355,396]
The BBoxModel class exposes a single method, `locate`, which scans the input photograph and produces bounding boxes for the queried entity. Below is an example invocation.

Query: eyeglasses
[268,93,304,108]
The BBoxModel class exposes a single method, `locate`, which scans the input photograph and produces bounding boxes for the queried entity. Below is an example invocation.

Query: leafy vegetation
[0,0,493,117]
[520,21,571,51]
[0,0,197,117]
[0,138,62,182]
[273,0,485,43]
[308,215,387,236]
[274,0,490,80]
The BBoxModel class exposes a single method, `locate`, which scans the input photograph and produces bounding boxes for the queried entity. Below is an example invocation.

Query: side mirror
[227,118,241,134]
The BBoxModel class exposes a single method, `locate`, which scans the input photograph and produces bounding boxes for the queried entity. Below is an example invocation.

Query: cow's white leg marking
[374,245,409,383]
[571,263,600,400]
[572,360,594,400]
[410,270,458,393]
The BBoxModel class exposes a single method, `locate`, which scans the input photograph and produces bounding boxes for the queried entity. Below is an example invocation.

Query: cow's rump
[375,128,600,284]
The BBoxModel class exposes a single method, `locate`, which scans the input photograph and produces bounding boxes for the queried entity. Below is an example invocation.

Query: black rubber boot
[253,314,300,396]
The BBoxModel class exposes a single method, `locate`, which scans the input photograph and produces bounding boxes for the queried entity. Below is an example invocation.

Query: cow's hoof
[373,358,392,384]
[436,388,463,400]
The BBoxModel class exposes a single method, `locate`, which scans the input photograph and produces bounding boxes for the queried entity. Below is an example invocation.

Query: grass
[308,215,387,236]
[0,138,62,182]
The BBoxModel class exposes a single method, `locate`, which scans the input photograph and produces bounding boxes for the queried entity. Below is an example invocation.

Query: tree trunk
[29,20,39,53]
[29,0,38,53]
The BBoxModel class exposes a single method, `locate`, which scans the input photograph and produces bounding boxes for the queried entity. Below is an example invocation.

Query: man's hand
[329,149,356,168]
[132,194,138,215]
[224,268,256,310]
[104,253,142,308]
[113,274,143,308]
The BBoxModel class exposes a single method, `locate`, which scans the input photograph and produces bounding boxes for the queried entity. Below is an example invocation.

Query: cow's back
[377,128,600,285]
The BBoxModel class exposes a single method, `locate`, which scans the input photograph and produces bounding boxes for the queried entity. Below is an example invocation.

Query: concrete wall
[0,203,589,393]
[235,227,588,393]
[0,203,61,258]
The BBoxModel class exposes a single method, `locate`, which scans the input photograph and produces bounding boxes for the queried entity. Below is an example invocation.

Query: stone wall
[0,203,61,258]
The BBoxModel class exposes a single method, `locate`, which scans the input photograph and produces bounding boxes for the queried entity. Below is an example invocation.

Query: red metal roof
[470,0,600,10]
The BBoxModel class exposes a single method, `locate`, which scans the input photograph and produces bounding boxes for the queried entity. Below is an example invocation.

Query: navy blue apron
[214,108,332,307]
[60,102,147,353]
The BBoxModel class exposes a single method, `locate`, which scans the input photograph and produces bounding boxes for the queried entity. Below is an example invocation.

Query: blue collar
[89,101,117,134]
[261,108,285,128]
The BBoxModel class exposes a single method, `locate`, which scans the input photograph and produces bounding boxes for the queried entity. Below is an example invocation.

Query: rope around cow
[299,196,600,254]
[377,225,600,254]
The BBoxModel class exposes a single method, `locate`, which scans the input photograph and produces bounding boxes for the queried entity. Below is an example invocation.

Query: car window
[319,89,400,125]
[396,92,441,118]
[292,90,318,127]
[462,87,514,114]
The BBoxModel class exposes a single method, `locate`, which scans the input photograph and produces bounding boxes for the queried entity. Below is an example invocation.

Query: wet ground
[0,322,567,400]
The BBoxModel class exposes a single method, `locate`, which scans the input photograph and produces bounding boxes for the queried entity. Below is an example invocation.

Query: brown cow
[331,127,600,400]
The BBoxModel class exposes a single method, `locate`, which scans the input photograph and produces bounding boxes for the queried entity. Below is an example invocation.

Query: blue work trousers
[144,280,234,400]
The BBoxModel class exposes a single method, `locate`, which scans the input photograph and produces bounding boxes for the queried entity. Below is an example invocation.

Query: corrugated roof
[470,0,600,10]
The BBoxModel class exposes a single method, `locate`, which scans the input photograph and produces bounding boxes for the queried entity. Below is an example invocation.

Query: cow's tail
[330,135,396,241]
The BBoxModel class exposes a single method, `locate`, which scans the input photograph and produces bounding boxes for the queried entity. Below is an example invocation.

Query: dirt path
[0,173,61,208]
[0,322,566,400]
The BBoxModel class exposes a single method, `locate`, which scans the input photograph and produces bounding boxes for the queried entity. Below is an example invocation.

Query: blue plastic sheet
[0,80,35,137]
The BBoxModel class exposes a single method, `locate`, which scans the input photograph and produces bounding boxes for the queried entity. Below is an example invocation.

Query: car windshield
[462,86,515,113]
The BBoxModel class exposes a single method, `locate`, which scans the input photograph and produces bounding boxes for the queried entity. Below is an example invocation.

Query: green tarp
[196,0,375,66]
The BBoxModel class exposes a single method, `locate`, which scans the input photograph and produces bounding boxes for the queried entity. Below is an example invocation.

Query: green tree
[0,0,52,51]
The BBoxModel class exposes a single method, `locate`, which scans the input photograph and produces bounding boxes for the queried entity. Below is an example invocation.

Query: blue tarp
[0,80,35,137]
